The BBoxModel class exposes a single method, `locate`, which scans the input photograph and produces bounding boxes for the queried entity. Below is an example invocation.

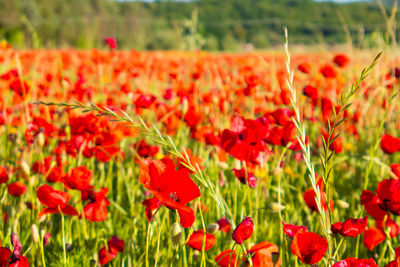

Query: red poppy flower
[0,166,9,184]
[9,78,30,98]
[82,188,110,222]
[187,230,216,251]
[303,85,318,105]
[36,184,78,218]
[177,148,203,173]
[135,94,156,110]
[376,178,400,215]
[362,178,400,218]
[135,140,159,158]
[282,221,308,238]
[290,230,327,265]
[320,64,337,78]
[32,156,53,174]
[363,227,385,251]
[320,98,333,118]
[8,182,27,197]
[361,190,387,220]
[217,217,231,233]
[331,216,368,238]
[104,37,117,49]
[332,257,377,267]
[303,178,333,213]
[139,158,200,228]
[298,62,311,74]
[381,134,400,154]
[333,54,350,68]
[248,241,280,267]
[98,236,124,265]
[0,233,29,267]
[376,216,399,238]
[0,69,18,80]
[270,108,293,126]
[63,166,93,191]
[232,217,254,245]
[215,250,239,267]
[391,163,400,178]
[141,196,161,221]
[46,166,63,183]
[184,105,202,128]
[386,247,400,267]
[232,168,257,188]
[322,130,343,154]
[220,116,270,165]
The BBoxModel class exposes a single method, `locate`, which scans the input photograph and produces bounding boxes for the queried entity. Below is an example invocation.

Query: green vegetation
[0,0,397,49]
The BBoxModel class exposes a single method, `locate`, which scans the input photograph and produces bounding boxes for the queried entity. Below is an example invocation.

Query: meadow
[0,38,399,266]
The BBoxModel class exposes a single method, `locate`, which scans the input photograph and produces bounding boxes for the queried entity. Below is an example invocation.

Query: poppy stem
[58,207,67,267]
[40,232,46,267]
[228,243,236,267]
[145,219,152,267]
[241,243,253,267]
[154,211,168,267]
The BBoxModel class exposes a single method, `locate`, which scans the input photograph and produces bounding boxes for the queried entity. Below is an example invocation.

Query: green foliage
[0,0,397,49]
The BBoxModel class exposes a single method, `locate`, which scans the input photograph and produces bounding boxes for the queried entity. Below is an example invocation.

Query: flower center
[169,192,179,202]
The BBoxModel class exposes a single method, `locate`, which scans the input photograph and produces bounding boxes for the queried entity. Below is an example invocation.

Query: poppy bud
[171,222,182,247]
[0,166,9,184]
[20,161,30,178]
[206,223,219,234]
[270,202,285,213]
[271,252,280,265]
[193,250,200,261]
[66,243,73,252]
[218,170,226,187]
[272,167,283,176]
[181,97,189,116]
[336,199,349,209]
[43,232,51,246]
[90,259,97,267]
[31,224,39,243]
[37,132,45,147]
[232,217,254,245]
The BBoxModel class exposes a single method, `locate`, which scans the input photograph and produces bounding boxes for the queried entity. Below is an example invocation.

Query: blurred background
[0,0,398,50]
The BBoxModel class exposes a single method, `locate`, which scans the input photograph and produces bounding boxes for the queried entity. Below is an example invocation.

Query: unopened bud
[43,232,51,246]
[170,222,182,247]
[193,250,200,261]
[336,200,349,209]
[37,132,45,147]
[271,252,280,266]
[272,168,283,176]
[206,223,219,234]
[90,259,97,267]
[270,202,285,213]
[31,224,40,243]
[20,161,30,178]
[181,97,189,116]
[66,243,73,252]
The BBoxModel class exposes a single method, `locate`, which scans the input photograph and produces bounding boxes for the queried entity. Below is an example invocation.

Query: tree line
[0,0,397,50]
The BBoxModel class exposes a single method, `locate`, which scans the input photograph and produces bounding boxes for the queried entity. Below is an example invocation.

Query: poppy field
[0,38,399,267]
